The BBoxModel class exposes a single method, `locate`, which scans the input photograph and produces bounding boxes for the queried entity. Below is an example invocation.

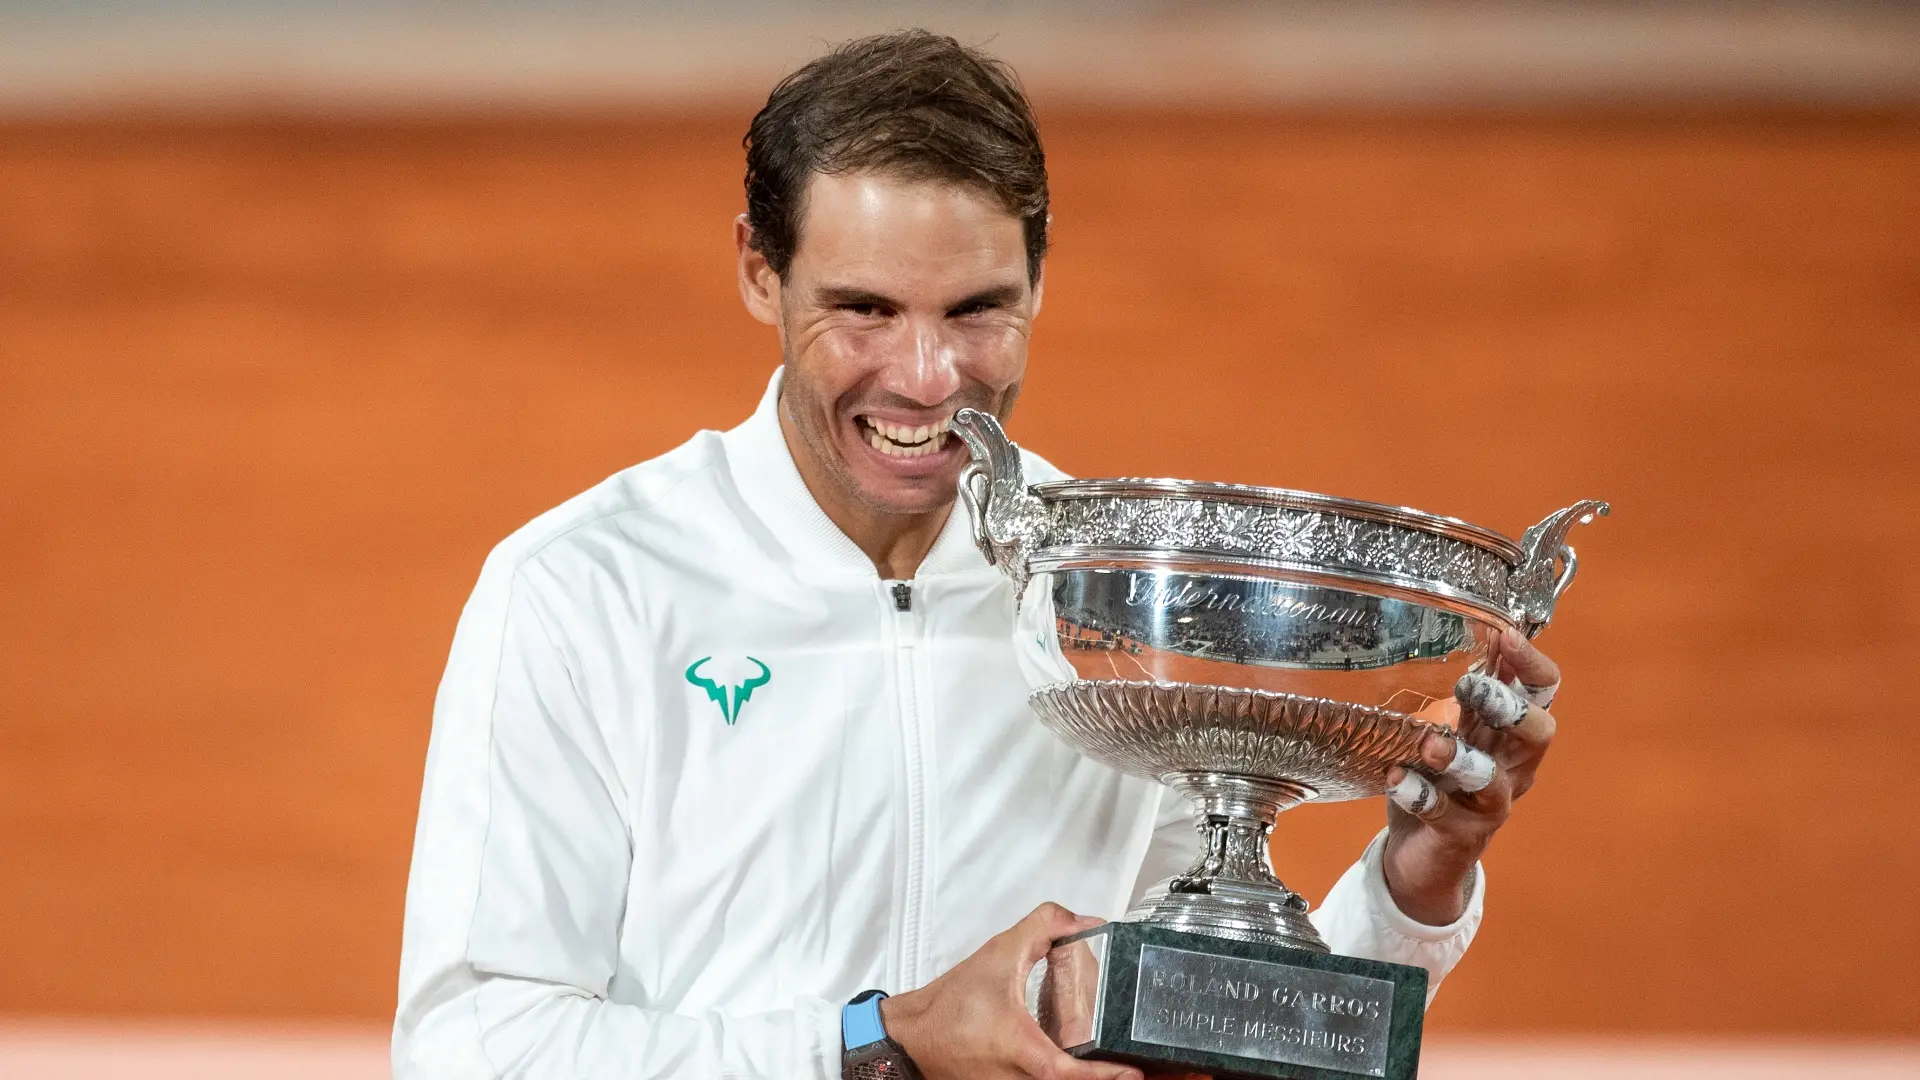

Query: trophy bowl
[952,408,1607,956]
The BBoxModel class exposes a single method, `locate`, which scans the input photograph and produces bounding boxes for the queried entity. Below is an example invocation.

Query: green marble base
[1031,922,1426,1080]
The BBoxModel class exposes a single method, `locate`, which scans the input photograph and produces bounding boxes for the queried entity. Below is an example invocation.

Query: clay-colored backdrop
[2,109,1915,1035]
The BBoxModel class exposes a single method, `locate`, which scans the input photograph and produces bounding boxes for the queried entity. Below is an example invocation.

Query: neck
[779,405,953,580]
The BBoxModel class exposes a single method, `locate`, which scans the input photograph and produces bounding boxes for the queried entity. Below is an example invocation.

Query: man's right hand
[878,903,1146,1080]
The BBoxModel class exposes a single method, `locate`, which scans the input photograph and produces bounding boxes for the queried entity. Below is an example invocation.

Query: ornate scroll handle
[1509,500,1611,637]
[950,408,1049,586]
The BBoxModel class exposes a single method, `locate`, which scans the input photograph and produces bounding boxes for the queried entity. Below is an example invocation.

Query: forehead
[789,171,1028,291]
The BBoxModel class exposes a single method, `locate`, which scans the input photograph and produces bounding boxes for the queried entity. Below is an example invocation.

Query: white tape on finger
[1441,740,1498,793]
[1455,672,1528,729]
[1514,674,1560,708]
[1386,772,1442,818]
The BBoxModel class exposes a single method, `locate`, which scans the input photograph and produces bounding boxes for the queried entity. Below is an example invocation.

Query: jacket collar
[721,368,990,581]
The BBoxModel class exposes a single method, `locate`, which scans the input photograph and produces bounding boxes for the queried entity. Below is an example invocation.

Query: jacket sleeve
[1309,829,1483,1004]
[1127,782,1202,909]
[393,555,842,1079]
[1132,790,1481,1005]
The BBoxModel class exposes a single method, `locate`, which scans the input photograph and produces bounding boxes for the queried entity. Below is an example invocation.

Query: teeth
[861,414,954,458]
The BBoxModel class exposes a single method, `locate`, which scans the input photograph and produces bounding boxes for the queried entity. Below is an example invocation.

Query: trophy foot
[1124,772,1331,953]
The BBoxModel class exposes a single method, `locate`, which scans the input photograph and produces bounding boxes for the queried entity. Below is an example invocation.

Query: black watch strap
[841,989,922,1080]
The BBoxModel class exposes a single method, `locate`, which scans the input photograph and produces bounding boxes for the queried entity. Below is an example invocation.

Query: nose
[880,316,963,407]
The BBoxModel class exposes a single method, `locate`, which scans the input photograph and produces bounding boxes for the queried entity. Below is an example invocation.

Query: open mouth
[857,414,952,459]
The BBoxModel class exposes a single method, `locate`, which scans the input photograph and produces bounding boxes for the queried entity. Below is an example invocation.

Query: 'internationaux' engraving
[1131,945,1394,1076]
[1122,573,1386,630]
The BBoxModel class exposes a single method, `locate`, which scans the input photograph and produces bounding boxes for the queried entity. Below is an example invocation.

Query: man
[395,30,1564,1080]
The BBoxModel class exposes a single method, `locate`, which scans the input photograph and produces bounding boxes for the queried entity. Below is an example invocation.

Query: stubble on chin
[776,362,891,518]
[777,333,1024,518]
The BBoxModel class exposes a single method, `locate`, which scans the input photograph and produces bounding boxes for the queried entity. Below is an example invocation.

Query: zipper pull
[891,582,913,612]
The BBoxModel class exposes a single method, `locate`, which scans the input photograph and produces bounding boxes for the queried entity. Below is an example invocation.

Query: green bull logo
[684,656,771,725]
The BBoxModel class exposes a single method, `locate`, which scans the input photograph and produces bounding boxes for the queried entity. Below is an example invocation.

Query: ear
[1029,262,1045,319]
[735,214,781,325]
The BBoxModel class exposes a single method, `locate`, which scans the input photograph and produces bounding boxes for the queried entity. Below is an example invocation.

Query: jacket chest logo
[684,656,772,726]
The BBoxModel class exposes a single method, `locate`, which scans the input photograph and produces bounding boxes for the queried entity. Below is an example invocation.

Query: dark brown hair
[743,30,1049,283]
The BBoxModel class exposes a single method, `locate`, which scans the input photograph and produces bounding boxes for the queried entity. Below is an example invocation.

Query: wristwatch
[841,989,921,1080]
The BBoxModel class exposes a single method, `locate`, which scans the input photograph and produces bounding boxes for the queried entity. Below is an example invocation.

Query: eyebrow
[947,282,1028,311]
[812,282,1027,312]
[814,285,901,309]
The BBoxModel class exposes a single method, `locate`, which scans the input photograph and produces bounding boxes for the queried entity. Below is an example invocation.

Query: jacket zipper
[888,579,931,988]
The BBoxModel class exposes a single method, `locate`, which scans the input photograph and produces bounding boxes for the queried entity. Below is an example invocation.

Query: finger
[1068,1060,1146,1080]
[1426,733,1497,793]
[1514,675,1557,709]
[1497,627,1562,705]
[1385,768,1446,820]
[1455,672,1528,730]
[1023,902,1099,937]
[1014,903,1102,963]
[1414,729,1498,792]
[1496,701,1559,759]
[1017,1037,1144,1080]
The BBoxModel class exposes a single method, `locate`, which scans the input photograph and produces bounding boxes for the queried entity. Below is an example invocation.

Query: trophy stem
[1125,772,1330,952]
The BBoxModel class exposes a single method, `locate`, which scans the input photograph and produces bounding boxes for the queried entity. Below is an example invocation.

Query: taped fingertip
[1455,671,1528,729]
[1387,772,1441,817]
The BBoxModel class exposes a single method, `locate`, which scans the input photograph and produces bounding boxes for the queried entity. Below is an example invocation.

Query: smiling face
[737,171,1040,522]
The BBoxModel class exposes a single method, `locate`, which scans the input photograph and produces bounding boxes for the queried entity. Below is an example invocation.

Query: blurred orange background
[1,101,1916,1045]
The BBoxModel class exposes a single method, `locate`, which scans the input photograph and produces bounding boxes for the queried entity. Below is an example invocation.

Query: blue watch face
[843,992,889,1050]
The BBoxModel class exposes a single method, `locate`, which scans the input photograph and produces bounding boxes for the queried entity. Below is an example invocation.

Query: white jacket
[394,370,1483,1079]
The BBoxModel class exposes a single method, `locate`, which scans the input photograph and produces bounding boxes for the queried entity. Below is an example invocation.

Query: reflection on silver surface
[952,408,1607,952]
[1039,567,1488,715]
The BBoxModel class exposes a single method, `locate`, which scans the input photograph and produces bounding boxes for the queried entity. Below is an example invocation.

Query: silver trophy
[951,408,1606,1080]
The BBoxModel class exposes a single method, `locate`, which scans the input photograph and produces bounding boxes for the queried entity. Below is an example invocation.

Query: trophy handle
[951,408,1049,583]
[1509,500,1610,636]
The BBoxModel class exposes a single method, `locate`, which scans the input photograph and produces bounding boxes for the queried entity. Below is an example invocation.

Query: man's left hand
[1380,626,1563,925]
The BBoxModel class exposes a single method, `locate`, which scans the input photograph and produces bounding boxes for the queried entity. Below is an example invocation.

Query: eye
[840,302,889,317]
[949,300,995,317]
